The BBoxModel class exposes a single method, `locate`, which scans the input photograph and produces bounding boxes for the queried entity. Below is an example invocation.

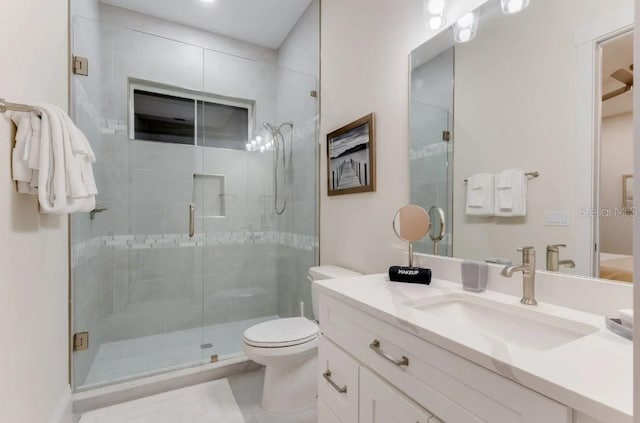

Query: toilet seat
[244,317,319,348]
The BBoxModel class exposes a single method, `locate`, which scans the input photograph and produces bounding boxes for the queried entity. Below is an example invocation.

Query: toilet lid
[244,317,319,348]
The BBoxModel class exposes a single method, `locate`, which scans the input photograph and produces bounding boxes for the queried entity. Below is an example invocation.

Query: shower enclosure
[70,10,319,392]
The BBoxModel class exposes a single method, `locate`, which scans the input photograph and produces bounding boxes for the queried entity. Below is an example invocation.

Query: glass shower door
[197,53,320,359]
[71,14,320,391]
[410,101,453,256]
[71,17,208,391]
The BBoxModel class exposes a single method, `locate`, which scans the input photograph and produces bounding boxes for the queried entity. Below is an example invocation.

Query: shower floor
[81,315,279,390]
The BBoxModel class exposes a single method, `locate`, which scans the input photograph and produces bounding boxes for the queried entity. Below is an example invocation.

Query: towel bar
[464,171,539,184]
[0,98,41,116]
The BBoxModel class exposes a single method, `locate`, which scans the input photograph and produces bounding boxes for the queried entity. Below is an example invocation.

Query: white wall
[600,113,634,255]
[0,1,71,422]
[320,0,485,273]
[278,0,320,76]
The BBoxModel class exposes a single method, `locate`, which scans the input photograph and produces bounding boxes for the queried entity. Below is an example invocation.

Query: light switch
[545,211,570,226]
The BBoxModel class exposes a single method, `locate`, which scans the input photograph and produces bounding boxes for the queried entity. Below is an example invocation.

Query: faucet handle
[547,244,566,252]
[517,246,535,261]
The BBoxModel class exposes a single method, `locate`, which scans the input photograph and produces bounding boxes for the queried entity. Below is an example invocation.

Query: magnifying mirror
[393,205,431,266]
[428,206,446,255]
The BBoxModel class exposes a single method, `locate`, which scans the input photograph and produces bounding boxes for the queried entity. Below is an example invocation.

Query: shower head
[263,122,293,134]
[278,122,293,131]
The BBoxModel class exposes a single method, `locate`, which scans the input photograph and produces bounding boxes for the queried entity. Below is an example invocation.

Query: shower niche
[70,0,319,392]
[193,174,226,219]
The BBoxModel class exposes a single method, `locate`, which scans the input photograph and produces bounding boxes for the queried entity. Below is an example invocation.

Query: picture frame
[327,113,376,196]
[622,174,633,215]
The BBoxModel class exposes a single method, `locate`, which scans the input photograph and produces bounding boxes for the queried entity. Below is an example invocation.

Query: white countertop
[315,274,633,423]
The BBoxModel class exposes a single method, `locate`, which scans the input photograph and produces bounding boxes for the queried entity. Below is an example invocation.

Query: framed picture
[622,174,633,215]
[327,113,376,196]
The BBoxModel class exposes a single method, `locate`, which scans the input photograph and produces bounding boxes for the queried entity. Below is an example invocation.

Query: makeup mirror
[393,205,431,266]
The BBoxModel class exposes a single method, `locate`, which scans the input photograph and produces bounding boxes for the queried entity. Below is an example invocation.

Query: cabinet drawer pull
[323,370,347,394]
[370,340,409,367]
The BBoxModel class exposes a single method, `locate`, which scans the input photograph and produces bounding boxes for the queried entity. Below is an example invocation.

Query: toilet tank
[308,265,362,320]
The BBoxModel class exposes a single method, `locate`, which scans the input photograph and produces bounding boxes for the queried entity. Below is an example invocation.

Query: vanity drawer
[318,336,359,423]
[360,367,433,423]
[319,294,571,423]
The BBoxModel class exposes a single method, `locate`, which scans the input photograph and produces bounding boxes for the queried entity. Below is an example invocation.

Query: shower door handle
[189,203,195,238]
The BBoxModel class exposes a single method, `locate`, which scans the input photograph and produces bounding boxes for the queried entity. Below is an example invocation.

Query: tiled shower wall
[71,1,319,388]
[274,0,321,319]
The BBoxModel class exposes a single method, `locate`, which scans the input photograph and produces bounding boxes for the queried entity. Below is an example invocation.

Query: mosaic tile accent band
[73,231,318,268]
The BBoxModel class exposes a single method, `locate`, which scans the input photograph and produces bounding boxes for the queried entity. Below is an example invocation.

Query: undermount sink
[403,294,599,351]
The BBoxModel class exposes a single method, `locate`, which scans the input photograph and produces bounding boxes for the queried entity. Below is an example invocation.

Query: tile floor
[78,379,244,422]
[75,368,318,423]
[82,316,279,389]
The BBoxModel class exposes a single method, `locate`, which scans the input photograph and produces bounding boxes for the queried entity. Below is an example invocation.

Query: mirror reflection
[410,0,634,282]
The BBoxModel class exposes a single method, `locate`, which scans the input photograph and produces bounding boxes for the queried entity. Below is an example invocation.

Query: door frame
[574,5,634,278]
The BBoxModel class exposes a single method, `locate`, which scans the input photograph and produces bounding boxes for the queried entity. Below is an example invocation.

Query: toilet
[243,265,362,412]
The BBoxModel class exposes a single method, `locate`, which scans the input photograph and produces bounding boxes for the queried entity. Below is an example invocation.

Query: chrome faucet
[501,247,537,306]
[546,244,575,271]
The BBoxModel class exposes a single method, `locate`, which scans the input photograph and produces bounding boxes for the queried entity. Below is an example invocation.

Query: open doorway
[597,30,634,283]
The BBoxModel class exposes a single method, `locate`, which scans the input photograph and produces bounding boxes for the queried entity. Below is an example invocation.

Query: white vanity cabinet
[317,292,572,423]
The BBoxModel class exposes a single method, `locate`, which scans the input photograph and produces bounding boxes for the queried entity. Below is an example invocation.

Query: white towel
[494,169,527,217]
[465,173,494,216]
[10,105,97,214]
[9,112,35,193]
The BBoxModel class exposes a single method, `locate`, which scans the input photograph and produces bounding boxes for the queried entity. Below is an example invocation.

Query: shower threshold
[77,315,278,392]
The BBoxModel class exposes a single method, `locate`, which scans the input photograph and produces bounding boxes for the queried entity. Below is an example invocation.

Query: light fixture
[423,0,447,30]
[247,127,277,153]
[500,0,529,14]
[453,10,479,43]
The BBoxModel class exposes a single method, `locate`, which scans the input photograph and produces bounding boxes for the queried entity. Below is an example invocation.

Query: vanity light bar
[441,0,532,43]
[463,171,540,184]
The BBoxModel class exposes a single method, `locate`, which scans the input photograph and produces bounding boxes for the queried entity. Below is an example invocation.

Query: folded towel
[494,169,527,217]
[465,173,494,216]
[496,171,515,210]
[10,105,97,214]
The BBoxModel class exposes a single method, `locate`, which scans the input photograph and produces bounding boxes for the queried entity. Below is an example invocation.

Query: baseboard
[50,385,73,423]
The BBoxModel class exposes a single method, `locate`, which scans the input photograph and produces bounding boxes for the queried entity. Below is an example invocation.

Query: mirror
[429,206,446,255]
[410,0,634,283]
[393,205,431,266]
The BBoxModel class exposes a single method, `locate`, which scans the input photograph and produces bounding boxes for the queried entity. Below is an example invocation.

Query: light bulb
[246,143,251,151]
[428,16,445,30]
[458,28,472,42]
[256,136,262,142]
[427,0,445,14]
[251,140,257,146]
[423,0,446,31]
[457,12,475,28]
[259,146,266,153]
[500,0,529,14]
[454,10,479,43]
